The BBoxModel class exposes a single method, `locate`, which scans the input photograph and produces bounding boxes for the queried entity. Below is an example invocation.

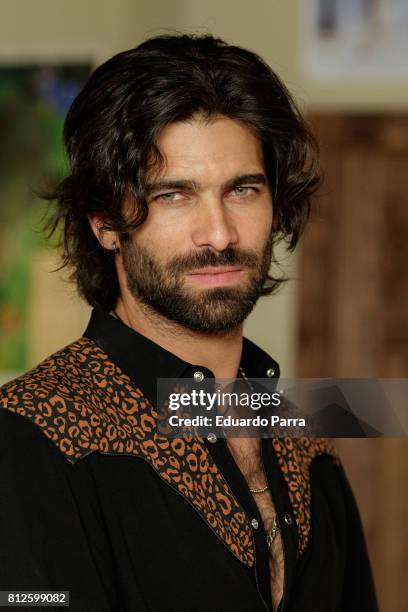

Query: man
[0,34,377,611]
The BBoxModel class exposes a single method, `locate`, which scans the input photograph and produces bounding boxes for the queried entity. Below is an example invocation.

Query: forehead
[150,115,264,181]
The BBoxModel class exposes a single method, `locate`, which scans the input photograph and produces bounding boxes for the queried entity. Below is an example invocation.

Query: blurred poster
[302,0,408,80]
[0,63,91,376]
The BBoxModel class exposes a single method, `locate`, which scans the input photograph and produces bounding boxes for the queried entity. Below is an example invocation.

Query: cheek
[133,216,188,260]
[239,206,273,247]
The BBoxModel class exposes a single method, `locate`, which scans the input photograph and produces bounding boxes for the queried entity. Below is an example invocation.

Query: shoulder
[272,436,341,520]
[0,336,113,398]
[0,336,149,464]
[0,336,100,411]
[271,437,341,557]
[272,436,340,469]
[0,337,109,463]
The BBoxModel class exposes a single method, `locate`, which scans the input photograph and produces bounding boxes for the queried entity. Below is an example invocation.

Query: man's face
[120,114,273,332]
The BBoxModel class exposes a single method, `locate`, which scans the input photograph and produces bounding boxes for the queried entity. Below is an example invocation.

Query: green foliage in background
[0,65,90,371]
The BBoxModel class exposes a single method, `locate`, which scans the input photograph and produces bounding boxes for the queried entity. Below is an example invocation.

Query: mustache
[166,247,259,274]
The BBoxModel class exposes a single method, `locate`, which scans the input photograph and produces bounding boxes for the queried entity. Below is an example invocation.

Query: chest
[226,439,285,611]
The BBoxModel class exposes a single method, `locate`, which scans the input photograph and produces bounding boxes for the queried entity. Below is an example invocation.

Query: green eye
[232,186,257,197]
[155,192,180,202]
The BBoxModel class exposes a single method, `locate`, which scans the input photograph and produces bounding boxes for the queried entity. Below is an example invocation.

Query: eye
[154,191,183,202]
[230,186,258,198]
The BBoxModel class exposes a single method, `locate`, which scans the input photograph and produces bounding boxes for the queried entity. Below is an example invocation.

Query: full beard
[120,233,273,333]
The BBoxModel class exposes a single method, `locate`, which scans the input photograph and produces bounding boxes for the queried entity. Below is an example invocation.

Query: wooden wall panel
[299,115,408,611]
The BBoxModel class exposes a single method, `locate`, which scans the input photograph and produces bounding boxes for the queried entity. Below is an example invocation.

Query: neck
[114,296,244,380]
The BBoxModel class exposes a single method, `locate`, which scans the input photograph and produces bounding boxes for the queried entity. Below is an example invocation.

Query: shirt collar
[83,307,280,406]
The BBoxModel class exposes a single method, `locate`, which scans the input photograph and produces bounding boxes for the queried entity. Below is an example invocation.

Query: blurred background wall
[0,1,407,610]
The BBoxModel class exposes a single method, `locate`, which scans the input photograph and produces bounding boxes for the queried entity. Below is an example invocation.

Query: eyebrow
[144,173,267,196]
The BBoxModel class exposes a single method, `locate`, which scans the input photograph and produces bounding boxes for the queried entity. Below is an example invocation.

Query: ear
[87,212,117,250]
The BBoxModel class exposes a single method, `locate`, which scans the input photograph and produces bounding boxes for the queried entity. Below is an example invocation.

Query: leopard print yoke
[272,437,340,557]
[0,337,339,564]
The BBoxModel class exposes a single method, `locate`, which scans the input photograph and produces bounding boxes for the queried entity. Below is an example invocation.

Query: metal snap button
[193,370,204,382]
[266,367,276,377]
[207,432,217,443]
[251,518,259,529]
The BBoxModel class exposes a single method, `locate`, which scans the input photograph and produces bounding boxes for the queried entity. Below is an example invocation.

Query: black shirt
[0,308,378,611]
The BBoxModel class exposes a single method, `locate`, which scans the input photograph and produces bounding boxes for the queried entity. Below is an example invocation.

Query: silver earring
[111,241,117,253]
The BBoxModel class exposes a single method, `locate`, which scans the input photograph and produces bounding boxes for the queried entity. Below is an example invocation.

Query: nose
[190,195,239,251]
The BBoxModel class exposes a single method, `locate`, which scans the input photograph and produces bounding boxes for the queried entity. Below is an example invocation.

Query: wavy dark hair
[44,32,320,311]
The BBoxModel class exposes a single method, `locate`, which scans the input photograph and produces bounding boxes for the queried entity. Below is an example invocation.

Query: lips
[188,266,243,275]
[186,267,244,287]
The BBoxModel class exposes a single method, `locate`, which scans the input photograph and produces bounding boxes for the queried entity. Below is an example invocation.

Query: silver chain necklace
[249,484,269,494]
